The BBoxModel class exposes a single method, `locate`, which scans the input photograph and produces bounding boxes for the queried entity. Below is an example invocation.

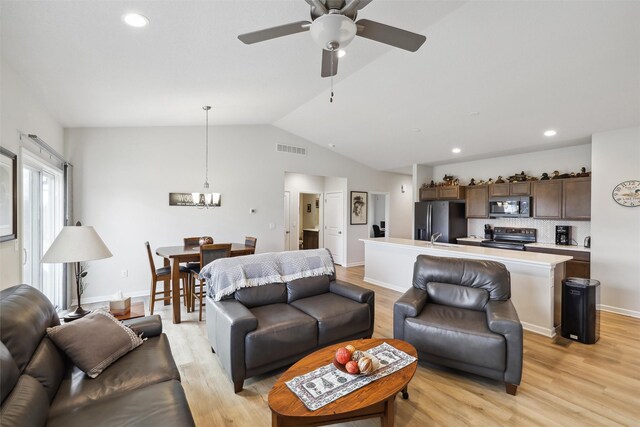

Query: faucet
[430,232,443,245]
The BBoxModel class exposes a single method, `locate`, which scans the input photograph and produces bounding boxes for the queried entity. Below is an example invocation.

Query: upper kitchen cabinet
[420,186,465,201]
[533,180,563,219]
[489,182,530,197]
[533,177,591,220]
[465,185,489,218]
[563,177,591,219]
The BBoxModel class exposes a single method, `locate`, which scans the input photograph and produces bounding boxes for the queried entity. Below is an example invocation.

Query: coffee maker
[556,225,570,245]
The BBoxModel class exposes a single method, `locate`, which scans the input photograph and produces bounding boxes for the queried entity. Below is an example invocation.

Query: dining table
[156,243,255,323]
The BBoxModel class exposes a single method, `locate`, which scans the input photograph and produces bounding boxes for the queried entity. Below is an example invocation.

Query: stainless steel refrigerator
[415,201,467,243]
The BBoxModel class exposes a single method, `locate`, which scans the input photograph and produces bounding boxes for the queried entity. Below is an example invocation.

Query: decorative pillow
[46,309,144,378]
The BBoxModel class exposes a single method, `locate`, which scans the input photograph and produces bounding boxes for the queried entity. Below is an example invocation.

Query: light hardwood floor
[145,266,640,426]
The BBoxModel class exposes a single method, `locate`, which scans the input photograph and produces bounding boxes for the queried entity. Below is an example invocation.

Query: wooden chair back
[145,241,157,279]
[245,236,257,249]
[200,243,232,268]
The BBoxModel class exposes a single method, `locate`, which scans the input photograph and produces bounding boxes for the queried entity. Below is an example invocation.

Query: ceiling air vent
[276,143,306,156]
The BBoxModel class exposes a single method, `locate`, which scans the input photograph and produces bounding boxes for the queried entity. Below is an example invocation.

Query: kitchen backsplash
[468,218,591,246]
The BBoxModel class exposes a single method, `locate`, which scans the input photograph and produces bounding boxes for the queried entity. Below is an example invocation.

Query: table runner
[285,342,417,411]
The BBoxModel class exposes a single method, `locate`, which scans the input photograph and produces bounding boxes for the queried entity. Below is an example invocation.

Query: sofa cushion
[23,337,67,402]
[0,375,49,427]
[47,380,195,427]
[405,304,505,371]
[0,285,60,373]
[286,275,330,303]
[47,309,144,378]
[291,293,371,345]
[235,283,287,308]
[245,304,317,369]
[426,282,489,311]
[48,334,179,418]
[0,341,20,403]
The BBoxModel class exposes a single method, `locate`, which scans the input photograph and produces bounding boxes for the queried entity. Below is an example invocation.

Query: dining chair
[189,243,232,321]
[145,241,191,315]
[245,236,257,254]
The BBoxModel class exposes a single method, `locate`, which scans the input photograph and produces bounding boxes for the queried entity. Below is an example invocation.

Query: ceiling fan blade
[321,49,339,78]
[355,19,426,52]
[238,21,311,44]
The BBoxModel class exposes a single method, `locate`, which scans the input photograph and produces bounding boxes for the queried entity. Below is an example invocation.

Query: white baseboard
[599,304,640,319]
[520,321,556,338]
[71,289,148,306]
[363,276,407,293]
[344,261,365,268]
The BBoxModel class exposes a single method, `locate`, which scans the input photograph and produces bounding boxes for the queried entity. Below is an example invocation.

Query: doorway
[22,153,64,308]
[368,192,389,238]
[299,193,321,250]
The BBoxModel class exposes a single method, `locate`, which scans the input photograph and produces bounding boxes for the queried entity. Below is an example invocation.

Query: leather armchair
[394,255,523,395]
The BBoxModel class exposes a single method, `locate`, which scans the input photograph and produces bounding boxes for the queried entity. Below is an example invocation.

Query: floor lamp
[42,222,112,321]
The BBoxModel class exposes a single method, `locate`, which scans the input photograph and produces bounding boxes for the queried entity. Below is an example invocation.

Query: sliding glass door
[22,156,64,308]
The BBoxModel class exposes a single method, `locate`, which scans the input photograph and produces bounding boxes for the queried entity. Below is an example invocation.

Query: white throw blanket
[200,248,335,301]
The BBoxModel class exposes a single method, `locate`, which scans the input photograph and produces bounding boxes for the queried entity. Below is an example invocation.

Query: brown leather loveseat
[206,273,375,393]
[0,285,195,426]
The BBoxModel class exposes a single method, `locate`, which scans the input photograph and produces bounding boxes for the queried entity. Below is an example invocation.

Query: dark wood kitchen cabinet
[532,180,563,219]
[533,177,591,220]
[563,177,591,220]
[465,185,489,218]
[489,182,530,197]
[420,186,465,201]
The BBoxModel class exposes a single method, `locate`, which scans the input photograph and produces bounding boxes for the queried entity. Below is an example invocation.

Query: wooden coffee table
[268,338,417,427]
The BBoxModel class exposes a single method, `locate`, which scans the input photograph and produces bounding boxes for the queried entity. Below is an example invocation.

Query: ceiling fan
[238,0,427,78]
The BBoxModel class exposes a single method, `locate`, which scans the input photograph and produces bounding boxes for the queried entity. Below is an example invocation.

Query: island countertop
[361,237,572,337]
[361,237,572,266]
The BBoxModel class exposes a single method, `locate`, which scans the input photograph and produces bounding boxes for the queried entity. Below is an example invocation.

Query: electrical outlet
[121,269,128,278]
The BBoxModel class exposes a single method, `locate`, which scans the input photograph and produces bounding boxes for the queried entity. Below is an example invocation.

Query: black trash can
[561,277,600,344]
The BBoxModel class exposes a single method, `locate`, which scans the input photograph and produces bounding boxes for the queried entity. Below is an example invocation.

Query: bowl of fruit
[333,344,380,376]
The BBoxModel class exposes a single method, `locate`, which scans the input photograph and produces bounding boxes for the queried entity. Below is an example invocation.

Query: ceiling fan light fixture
[310,14,357,50]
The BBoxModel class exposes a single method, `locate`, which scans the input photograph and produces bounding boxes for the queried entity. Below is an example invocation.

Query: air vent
[276,143,306,156]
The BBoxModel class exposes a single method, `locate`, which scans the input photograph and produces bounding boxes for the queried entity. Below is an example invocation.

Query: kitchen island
[361,237,573,337]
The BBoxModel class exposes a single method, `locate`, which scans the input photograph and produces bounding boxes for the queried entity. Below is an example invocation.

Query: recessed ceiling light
[452,148,461,154]
[544,129,557,137]
[337,50,346,58]
[122,13,149,28]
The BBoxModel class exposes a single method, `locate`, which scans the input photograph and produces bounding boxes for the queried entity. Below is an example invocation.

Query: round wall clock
[612,180,640,207]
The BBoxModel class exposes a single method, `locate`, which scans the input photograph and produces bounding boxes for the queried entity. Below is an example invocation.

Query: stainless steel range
[481,227,536,251]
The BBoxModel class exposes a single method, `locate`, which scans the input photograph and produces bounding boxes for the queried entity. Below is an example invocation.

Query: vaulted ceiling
[2,1,639,171]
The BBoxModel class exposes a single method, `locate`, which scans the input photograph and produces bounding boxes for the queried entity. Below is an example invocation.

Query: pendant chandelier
[192,105,220,209]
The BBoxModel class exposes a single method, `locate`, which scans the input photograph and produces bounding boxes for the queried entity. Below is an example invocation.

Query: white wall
[431,144,592,185]
[591,127,640,317]
[0,61,64,289]
[65,126,413,301]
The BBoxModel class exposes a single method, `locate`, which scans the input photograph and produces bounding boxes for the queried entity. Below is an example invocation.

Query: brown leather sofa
[394,255,523,395]
[206,274,375,392]
[0,285,195,426]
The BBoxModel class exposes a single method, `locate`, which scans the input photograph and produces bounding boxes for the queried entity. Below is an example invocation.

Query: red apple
[335,347,351,365]
[345,360,360,374]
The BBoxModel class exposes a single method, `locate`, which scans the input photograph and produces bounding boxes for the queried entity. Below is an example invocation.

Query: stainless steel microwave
[489,197,531,218]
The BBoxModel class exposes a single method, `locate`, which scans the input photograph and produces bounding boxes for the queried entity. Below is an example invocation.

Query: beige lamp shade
[42,226,113,263]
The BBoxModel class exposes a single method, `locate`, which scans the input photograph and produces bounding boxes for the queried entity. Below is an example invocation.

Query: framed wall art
[0,147,17,242]
[350,191,368,225]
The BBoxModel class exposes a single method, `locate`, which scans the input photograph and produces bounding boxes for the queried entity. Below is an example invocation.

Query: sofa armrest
[330,280,374,304]
[486,300,523,385]
[207,299,258,389]
[393,287,428,340]
[123,315,162,338]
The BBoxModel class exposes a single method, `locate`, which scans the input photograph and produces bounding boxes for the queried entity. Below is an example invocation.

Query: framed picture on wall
[350,191,368,225]
[0,147,17,242]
